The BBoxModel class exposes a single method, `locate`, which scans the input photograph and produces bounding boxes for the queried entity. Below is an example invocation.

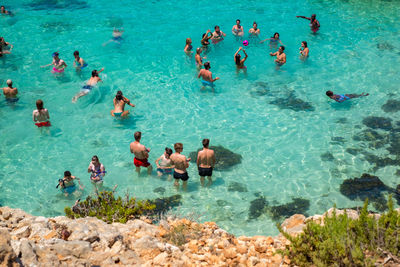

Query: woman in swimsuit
[184,38,193,55]
[326,91,369,102]
[0,37,13,51]
[248,22,260,36]
[57,171,83,196]
[260,32,284,49]
[296,14,320,33]
[299,41,309,59]
[195,48,205,70]
[32,99,51,127]
[41,52,67,73]
[88,155,106,184]
[111,90,135,117]
[232,19,244,36]
[234,47,248,73]
[73,50,87,70]
[201,30,213,51]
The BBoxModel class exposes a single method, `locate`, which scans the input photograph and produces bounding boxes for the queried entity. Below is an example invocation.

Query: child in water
[57,171,83,196]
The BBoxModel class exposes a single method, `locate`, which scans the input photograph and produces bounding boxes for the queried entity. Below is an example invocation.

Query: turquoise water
[1,0,400,236]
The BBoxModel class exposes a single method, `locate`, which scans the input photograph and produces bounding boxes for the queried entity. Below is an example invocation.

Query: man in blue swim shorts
[170,143,191,191]
[72,68,104,102]
[2,79,19,103]
[198,62,219,89]
[326,90,369,103]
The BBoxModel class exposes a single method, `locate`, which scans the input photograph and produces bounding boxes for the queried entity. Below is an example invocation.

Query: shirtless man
[73,51,88,70]
[130,131,152,175]
[232,19,244,36]
[2,79,18,103]
[326,90,369,103]
[170,143,190,190]
[72,68,104,102]
[270,46,286,66]
[296,14,320,33]
[41,52,67,73]
[32,99,51,127]
[197,139,216,186]
[248,22,260,36]
[198,62,219,88]
[212,26,226,43]
[111,90,135,117]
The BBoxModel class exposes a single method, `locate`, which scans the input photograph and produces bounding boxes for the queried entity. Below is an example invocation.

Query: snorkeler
[56,171,83,196]
[201,30,213,50]
[197,138,215,187]
[88,155,106,184]
[2,79,18,103]
[184,38,193,54]
[111,90,135,117]
[130,131,153,175]
[232,19,244,36]
[296,14,320,33]
[326,91,369,103]
[0,37,13,51]
[103,28,124,46]
[73,51,88,70]
[41,52,67,73]
[299,41,309,58]
[234,47,248,73]
[211,26,226,44]
[198,62,219,88]
[170,143,191,190]
[270,46,286,66]
[32,99,51,127]
[260,33,284,48]
[155,147,174,177]
[248,22,260,36]
[72,68,104,102]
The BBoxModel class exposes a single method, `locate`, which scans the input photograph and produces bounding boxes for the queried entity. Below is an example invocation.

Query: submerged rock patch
[362,116,392,131]
[382,99,400,113]
[269,92,315,112]
[227,182,248,192]
[268,198,310,222]
[189,146,242,171]
[248,197,268,220]
[320,152,335,162]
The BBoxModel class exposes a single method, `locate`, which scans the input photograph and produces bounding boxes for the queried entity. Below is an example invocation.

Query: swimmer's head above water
[73,50,79,58]
[302,41,307,48]
[165,147,173,157]
[64,170,71,177]
[196,48,202,55]
[253,22,258,29]
[6,79,12,86]
[235,53,241,65]
[311,14,317,22]
[326,91,334,97]
[204,61,211,70]
[91,70,99,77]
[279,46,285,52]
[134,131,142,141]
[186,38,192,45]
[273,32,280,39]
[115,90,123,100]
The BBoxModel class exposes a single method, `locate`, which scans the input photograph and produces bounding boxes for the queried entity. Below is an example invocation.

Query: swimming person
[270,46,286,66]
[211,26,226,44]
[197,139,216,187]
[0,45,11,57]
[73,51,88,70]
[299,41,309,58]
[0,6,11,15]
[296,14,320,33]
[195,48,205,69]
[130,131,153,175]
[111,90,135,117]
[248,22,260,36]
[57,171,83,196]
[260,33,284,49]
[103,28,124,46]
[201,30,213,51]
[232,19,244,36]
[41,52,67,73]
[198,62,219,88]
[155,147,174,177]
[326,91,369,102]
[32,99,51,127]
[234,47,248,73]
[170,143,191,190]
[72,68,104,102]
[184,38,193,54]
[2,79,18,103]
[0,37,13,51]
[88,155,106,184]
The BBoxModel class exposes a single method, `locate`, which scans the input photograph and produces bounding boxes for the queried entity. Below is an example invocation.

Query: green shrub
[278,196,400,266]
[163,223,203,247]
[65,191,156,224]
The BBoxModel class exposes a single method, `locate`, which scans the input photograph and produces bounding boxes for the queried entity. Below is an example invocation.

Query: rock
[248,197,269,220]
[362,116,392,131]
[320,152,334,161]
[377,42,395,51]
[227,182,248,192]
[150,194,182,214]
[153,187,166,194]
[268,198,310,222]
[20,239,38,265]
[382,99,400,113]
[223,248,236,259]
[0,228,18,266]
[250,82,269,97]
[189,146,242,171]
[280,214,306,236]
[12,225,31,238]
[153,252,168,265]
[269,91,314,112]
[1,211,11,220]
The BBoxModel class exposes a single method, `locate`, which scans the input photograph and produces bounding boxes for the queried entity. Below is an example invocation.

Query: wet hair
[279,46,285,51]
[92,155,99,162]
[174,143,183,151]
[202,139,209,148]
[6,79,12,86]
[326,91,333,96]
[0,6,4,9]
[73,51,79,57]
[202,33,206,39]
[253,21,257,26]
[204,62,210,70]
[165,147,173,156]
[273,32,280,39]
[186,38,191,44]
[196,48,202,54]
[53,52,59,57]
[311,14,316,22]
[236,19,240,23]
[91,70,98,77]
[64,171,71,177]
[134,131,141,141]
[115,90,123,101]
[214,25,220,30]
[36,99,44,112]
[302,41,308,48]
[235,54,241,65]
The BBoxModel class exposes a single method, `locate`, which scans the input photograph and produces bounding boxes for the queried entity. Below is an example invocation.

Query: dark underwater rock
[346,148,363,156]
[150,194,182,214]
[362,153,400,171]
[189,145,242,171]
[320,152,334,162]
[396,170,400,176]
[382,100,400,113]
[362,116,392,131]
[41,21,74,33]
[331,137,346,144]
[153,187,166,194]
[269,92,315,112]
[216,199,229,207]
[248,197,268,220]
[377,42,395,51]
[268,198,310,222]
[28,0,88,10]
[335,117,348,124]
[227,182,248,192]
[353,129,387,142]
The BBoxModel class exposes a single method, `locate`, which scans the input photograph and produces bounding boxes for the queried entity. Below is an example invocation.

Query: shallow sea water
[1,0,400,236]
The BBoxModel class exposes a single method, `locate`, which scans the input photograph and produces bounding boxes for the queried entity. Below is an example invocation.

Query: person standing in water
[197,139,216,187]
[57,171,83,196]
[296,14,320,33]
[32,99,51,127]
[326,91,369,102]
[130,131,153,175]
[260,33,284,49]
[270,46,286,66]
[155,147,174,178]
[73,51,87,70]
[170,143,190,190]
[72,68,104,102]
[248,22,260,36]
[110,90,135,117]
[299,41,309,58]
[195,48,206,70]
[41,52,67,73]
[0,37,13,51]
[201,30,213,52]
[88,155,106,185]
[234,47,248,73]
[211,26,226,44]
[198,62,219,88]
[103,28,124,46]
[2,79,18,103]
[184,38,193,55]
[232,19,244,36]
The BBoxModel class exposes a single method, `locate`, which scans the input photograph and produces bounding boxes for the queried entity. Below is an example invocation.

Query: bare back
[32,109,49,122]
[170,153,188,174]
[199,69,213,82]
[113,98,126,113]
[197,148,215,168]
[130,141,148,160]
[3,86,18,98]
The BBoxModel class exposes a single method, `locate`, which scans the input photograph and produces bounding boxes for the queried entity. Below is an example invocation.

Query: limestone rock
[0,228,18,266]
[280,214,306,236]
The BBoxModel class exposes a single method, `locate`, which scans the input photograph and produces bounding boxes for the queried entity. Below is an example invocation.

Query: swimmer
[72,68,104,102]
[56,171,83,196]
[103,28,124,46]
[234,47,248,73]
[260,33,284,48]
[111,90,135,117]
[0,6,11,15]
[2,79,18,103]
[88,155,106,184]
[232,19,244,36]
[198,62,219,88]
[0,45,11,57]
[0,37,13,51]
[184,38,193,54]
[248,22,260,36]
[326,91,369,103]
[155,147,174,178]
[170,143,191,190]
[73,51,88,70]
[197,139,215,187]
[130,131,153,175]
[41,52,67,73]
[296,14,320,33]
[201,30,213,50]
[211,26,226,43]
[299,41,309,58]
[32,99,51,127]
[195,48,206,69]
[270,46,286,66]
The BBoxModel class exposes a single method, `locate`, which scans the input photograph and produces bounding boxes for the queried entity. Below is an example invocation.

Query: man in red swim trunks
[130,131,153,175]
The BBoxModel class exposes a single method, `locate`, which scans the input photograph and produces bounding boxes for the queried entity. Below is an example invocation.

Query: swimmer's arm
[270,52,277,56]
[45,110,50,120]
[184,157,189,168]
[41,63,53,68]
[212,152,216,168]
[234,47,241,60]
[97,68,105,74]
[87,164,93,173]
[232,26,236,34]
[32,111,37,122]
[211,74,220,82]
[282,54,287,63]
[243,49,248,61]
[7,43,13,50]
[196,152,200,167]
[296,16,310,20]
[155,157,161,168]
[222,31,226,37]
[197,71,202,79]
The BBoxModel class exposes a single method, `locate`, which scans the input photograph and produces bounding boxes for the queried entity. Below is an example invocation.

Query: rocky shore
[0,206,372,266]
